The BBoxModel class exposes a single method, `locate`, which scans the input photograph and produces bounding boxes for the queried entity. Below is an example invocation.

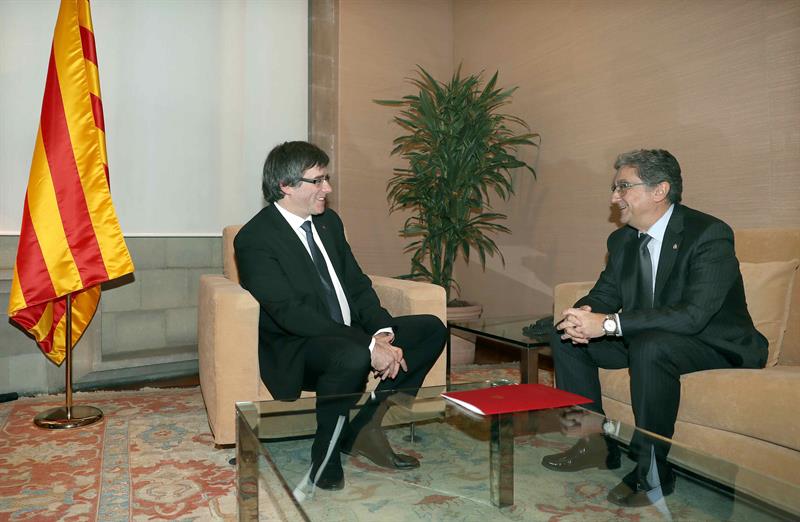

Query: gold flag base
[34,405,103,429]
[31,294,103,430]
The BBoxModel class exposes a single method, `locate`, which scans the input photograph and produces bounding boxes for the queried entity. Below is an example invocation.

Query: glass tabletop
[449,315,552,348]
[236,382,799,521]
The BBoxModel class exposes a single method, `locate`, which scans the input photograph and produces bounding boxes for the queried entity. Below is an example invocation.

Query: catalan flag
[7,0,134,365]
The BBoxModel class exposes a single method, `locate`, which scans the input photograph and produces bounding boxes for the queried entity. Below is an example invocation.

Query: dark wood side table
[448,315,552,385]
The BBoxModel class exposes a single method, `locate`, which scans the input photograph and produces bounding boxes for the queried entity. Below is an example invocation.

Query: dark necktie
[300,221,344,323]
[637,233,654,309]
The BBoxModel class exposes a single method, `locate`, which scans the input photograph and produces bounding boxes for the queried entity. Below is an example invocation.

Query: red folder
[441,384,591,416]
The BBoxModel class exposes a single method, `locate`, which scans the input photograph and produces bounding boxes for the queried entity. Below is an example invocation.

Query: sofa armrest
[369,276,448,388]
[553,281,595,316]
[198,274,261,445]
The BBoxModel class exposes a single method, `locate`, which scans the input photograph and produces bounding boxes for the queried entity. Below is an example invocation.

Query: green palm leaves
[376,66,539,302]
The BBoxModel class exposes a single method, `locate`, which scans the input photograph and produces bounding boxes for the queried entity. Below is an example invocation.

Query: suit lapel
[654,205,684,305]
[312,215,344,280]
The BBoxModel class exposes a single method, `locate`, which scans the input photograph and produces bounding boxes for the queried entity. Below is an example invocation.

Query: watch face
[603,319,616,333]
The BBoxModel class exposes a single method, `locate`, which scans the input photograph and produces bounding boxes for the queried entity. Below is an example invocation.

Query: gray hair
[613,149,682,204]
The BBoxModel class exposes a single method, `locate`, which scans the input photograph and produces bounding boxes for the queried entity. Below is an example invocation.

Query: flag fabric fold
[7,0,134,365]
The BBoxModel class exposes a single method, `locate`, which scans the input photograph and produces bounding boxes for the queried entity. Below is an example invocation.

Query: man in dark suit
[234,141,447,491]
[541,149,767,507]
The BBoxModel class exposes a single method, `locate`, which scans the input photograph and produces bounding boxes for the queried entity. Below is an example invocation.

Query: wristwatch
[602,314,618,336]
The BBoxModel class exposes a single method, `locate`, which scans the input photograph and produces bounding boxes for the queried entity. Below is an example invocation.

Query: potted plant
[376,65,539,324]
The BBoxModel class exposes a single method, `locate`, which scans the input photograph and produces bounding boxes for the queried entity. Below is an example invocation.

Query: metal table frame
[235,384,530,520]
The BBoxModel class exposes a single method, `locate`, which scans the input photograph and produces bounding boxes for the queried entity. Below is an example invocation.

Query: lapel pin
[673,243,678,250]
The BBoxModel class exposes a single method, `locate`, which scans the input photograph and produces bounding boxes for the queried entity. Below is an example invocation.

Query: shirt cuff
[368,327,394,353]
[614,313,622,336]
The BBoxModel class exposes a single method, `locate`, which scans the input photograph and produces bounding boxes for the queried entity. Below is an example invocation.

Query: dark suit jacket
[234,204,394,400]
[577,204,768,368]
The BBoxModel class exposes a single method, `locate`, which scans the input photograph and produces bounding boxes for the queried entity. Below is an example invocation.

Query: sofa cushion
[740,259,799,366]
[734,229,800,366]
[600,366,800,452]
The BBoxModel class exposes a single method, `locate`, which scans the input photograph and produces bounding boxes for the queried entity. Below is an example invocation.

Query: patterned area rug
[449,363,551,387]
[0,366,766,521]
[263,404,767,521]
[0,366,506,521]
[0,388,237,521]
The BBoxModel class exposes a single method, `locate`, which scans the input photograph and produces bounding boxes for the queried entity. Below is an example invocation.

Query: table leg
[520,349,539,384]
[236,409,260,521]
[489,413,514,507]
[445,324,452,387]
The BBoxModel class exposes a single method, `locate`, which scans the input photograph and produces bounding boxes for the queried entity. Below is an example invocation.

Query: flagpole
[33,293,103,429]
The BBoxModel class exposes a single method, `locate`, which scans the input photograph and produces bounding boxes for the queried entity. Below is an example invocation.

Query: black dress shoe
[310,458,344,491]
[309,432,345,491]
[312,471,344,491]
[607,469,638,504]
[607,467,676,507]
[342,427,420,470]
[541,434,621,472]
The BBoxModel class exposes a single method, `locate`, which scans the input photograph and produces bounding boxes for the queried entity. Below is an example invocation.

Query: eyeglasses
[610,181,648,195]
[299,174,331,186]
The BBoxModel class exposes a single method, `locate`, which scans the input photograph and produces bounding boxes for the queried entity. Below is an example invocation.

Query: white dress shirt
[641,203,674,296]
[616,204,674,335]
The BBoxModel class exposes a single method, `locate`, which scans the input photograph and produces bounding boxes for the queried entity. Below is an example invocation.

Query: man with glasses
[541,149,767,507]
[235,141,446,491]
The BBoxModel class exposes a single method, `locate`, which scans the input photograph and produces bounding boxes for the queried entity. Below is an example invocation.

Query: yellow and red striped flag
[7,0,134,365]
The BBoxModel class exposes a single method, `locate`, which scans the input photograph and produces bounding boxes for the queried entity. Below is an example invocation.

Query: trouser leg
[626,331,733,478]
[544,327,629,469]
[550,326,628,415]
[375,314,446,392]
[352,314,447,432]
[301,337,372,467]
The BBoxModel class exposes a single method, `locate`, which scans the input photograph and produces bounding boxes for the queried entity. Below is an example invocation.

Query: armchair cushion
[739,259,799,366]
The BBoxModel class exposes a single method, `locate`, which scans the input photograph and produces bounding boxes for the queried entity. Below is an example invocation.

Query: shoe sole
[313,480,344,491]
[541,459,621,472]
[343,447,419,470]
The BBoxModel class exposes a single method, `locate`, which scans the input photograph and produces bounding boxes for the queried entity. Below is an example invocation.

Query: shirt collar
[643,204,674,243]
[274,201,311,230]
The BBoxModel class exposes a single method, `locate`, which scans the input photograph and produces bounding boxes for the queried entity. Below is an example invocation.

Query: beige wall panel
[451,0,800,317]
[338,0,453,277]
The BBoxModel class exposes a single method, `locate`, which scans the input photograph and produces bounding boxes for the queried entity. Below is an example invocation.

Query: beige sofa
[197,225,448,446]
[553,228,800,513]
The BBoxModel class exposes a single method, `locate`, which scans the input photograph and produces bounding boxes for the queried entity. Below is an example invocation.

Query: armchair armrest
[369,275,446,323]
[553,281,595,317]
[198,274,261,445]
[369,276,447,388]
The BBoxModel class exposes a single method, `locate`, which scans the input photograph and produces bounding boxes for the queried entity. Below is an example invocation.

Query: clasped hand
[371,332,407,380]
[556,305,605,345]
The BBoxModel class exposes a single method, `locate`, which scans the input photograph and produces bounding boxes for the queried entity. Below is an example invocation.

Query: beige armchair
[198,225,448,446]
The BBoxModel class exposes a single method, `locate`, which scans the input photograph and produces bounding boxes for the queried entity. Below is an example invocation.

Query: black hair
[261,141,329,203]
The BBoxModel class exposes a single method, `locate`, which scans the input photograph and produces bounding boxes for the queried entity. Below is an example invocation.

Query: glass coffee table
[449,315,552,384]
[236,383,799,521]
